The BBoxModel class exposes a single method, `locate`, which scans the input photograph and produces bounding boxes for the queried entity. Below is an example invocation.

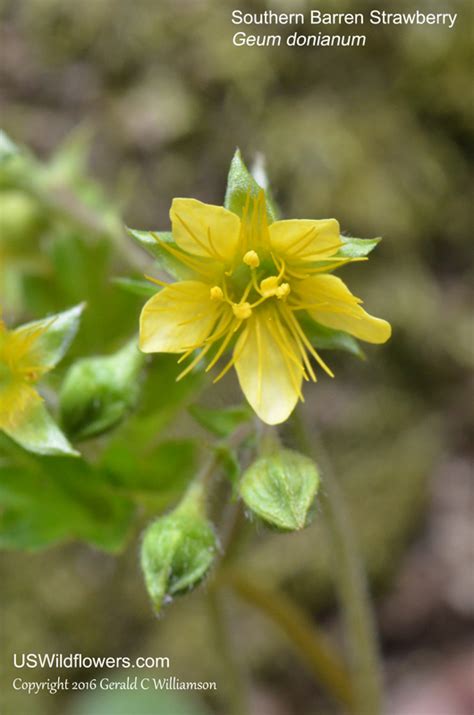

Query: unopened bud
[141,489,217,612]
[59,338,145,440]
[240,449,319,531]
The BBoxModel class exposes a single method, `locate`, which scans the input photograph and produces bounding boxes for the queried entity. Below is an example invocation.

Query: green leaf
[0,458,134,551]
[300,315,365,358]
[111,276,158,298]
[224,148,276,222]
[189,403,253,437]
[336,236,381,258]
[18,303,85,369]
[102,439,199,508]
[127,228,193,279]
[240,449,320,531]
[59,338,145,441]
[3,402,79,457]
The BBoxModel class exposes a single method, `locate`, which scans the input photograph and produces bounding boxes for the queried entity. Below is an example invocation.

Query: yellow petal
[269,219,341,262]
[139,281,222,353]
[170,198,240,263]
[0,381,41,431]
[234,308,303,425]
[299,275,391,344]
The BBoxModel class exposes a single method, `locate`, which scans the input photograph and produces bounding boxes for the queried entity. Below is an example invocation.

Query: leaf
[0,458,134,551]
[111,276,158,298]
[3,402,79,457]
[240,449,320,531]
[18,303,85,369]
[189,403,253,437]
[300,315,365,358]
[336,236,381,258]
[127,228,193,279]
[224,148,276,222]
[102,439,199,507]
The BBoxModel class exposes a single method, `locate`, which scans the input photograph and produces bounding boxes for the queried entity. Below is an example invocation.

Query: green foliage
[240,449,320,531]
[301,315,364,358]
[112,276,157,298]
[189,404,252,437]
[101,438,199,511]
[127,228,193,279]
[0,454,134,551]
[59,338,145,440]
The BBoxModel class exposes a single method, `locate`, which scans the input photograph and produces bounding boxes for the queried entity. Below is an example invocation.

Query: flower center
[209,249,291,320]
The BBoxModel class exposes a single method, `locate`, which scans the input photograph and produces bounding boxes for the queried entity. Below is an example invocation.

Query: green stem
[218,569,354,710]
[206,589,248,715]
[292,408,383,715]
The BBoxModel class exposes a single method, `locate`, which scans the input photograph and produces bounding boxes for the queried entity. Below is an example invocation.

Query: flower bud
[59,338,145,440]
[240,449,319,531]
[141,490,218,612]
[0,190,45,253]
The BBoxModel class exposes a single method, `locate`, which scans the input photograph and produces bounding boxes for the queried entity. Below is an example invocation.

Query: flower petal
[234,308,303,425]
[139,281,222,353]
[269,219,341,262]
[299,275,391,344]
[170,199,240,263]
[0,381,41,432]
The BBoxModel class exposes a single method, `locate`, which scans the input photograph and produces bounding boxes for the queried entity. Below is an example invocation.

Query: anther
[276,283,290,300]
[243,250,260,268]
[210,286,224,301]
[232,302,252,319]
[260,276,279,297]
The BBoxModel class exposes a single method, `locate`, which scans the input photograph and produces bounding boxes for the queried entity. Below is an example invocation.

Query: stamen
[233,302,252,320]
[282,306,335,378]
[210,286,224,301]
[276,283,290,300]
[205,319,242,372]
[243,250,260,268]
[260,276,279,297]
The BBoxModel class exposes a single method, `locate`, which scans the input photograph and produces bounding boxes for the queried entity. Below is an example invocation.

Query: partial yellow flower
[0,319,49,431]
[140,192,391,425]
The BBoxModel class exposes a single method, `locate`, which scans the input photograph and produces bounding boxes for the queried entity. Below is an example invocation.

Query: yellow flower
[0,319,49,431]
[139,192,391,425]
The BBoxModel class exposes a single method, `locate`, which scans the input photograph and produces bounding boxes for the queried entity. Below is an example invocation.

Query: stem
[206,589,248,715]
[292,408,383,715]
[218,569,354,710]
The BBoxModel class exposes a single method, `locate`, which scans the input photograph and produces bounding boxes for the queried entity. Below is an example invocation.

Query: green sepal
[300,315,365,359]
[59,338,146,441]
[111,276,158,298]
[189,403,253,438]
[141,488,218,612]
[336,236,381,258]
[17,303,85,370]
[240,449,320,531]
[127,228,193,279]
[3,402,79,457]
[224,148,276,223]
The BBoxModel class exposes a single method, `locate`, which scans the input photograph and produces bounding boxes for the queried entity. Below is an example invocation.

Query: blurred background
[0,0,472,713]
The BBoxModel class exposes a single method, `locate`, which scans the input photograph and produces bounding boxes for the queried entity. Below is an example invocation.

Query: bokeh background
[0,0,472,714]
